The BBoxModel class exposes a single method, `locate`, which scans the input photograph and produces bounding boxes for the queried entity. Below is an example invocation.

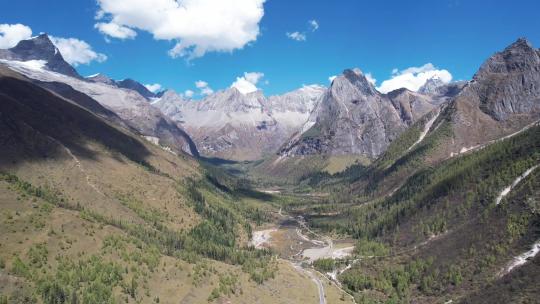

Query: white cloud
[231,71,264,94]
[287,19,319,42]
[50,36,108,66]
[377,63,452,93]
[201,87,214,96]
[244,72,264,84]
[195,80,208,89]
[95,0,265,59]
[328,75,337,82]
[195,80,213,96]
[0,23,32,49]
[184,89,194,98]
[144,83,162,93]
[286,31,306,42]
[309,19,319,32]
[365,73,376,85]
[95,22,137,40]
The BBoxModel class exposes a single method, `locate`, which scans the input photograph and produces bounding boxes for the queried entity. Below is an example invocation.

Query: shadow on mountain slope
[0,67,151,168]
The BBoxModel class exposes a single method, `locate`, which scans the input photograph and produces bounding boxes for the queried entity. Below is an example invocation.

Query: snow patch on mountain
[499,240,540,276]
[0,59,46,71]
[495,165,539,205]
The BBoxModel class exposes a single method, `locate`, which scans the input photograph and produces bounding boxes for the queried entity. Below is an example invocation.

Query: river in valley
[250,212,356,304]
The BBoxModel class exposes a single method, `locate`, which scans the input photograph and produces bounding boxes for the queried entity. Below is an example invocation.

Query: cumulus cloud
[95,22,137,40]
[50,36,108,66]
[309,20,319,32]
[365,73,377,85]
[184,89,194,98]
[328,75,337,83]
[195,80,213,96]
[0,23,32,48]
[286,31,306,42]
[94,0,265,59]
[377,63,452,93]
[144,83,162,93]
[231,71,264,94]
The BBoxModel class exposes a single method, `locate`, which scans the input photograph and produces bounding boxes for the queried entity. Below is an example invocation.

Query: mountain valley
[0,30,539,304]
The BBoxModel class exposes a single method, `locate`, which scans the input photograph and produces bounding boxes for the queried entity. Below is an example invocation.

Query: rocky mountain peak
[2,33,81,78]
[418,76,445,95]
[189,87,262,113]
[10,33,57,57]
[475,38,540,80]
[332,68,378,97]
[456,37,540,122]
[116,78,156,99]
[507,37,534,51]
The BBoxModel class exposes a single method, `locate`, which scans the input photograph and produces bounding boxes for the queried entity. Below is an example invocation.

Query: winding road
[251,211,357,304]
[291,262,327,304]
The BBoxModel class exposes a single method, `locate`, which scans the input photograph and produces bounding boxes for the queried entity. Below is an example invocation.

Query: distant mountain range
[153,84,325,160]
[1,34,538,167]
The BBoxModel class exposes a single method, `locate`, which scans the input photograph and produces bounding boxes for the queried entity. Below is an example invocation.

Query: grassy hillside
[295,120,540,303]
[0,68,337,303]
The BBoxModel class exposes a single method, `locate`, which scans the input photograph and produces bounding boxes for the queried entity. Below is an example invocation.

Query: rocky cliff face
[386,88,437,123]
[278,69,438,159]
[152,85,325,161]
[431,38,540,159]
[472,38,540,120]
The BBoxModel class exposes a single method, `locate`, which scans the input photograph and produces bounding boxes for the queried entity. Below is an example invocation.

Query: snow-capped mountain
[0,34,198,156]
[0,33,80,78]
[418,76,446,95]
[152,85,325,161]
[418,76,466,105]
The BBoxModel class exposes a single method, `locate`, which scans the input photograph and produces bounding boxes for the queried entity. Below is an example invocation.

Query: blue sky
[1,0,540,97]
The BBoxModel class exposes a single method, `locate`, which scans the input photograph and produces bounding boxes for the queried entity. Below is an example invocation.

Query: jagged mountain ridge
[87,73,157,99]
[0,34,198,157]
[277,68,446,159]
[152,84,326,161]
